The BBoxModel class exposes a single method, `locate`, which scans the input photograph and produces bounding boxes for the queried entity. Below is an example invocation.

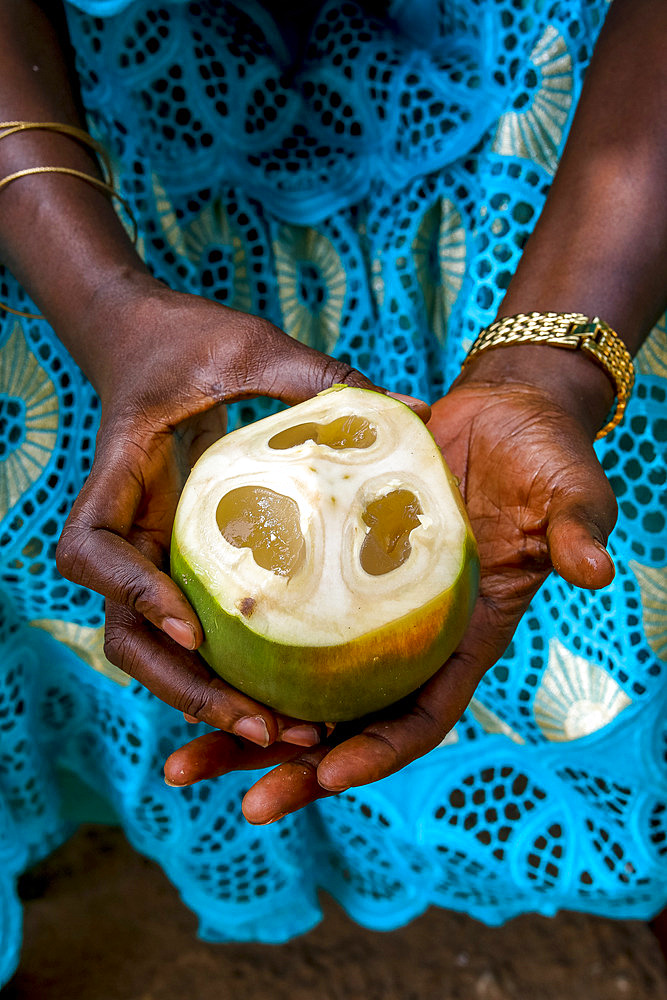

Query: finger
[183,709,323,738]
[235,317,431,423]
[241,746,335,824]
[212,315,376,404]
[549,512,616,589]
[314,665,480,793]
[56,437,202,649]
[314,593,521,794]
[104,599,285,744]
[164,730,311,787]
[215,314,431,416]
[230,316,431,423]
[387,392,431,423]
[167,585,519,820]
[242,645,486,820]
[547,458,618,590]
[268,346,431,421]
[105,523,323,745]
[246,588,519,815]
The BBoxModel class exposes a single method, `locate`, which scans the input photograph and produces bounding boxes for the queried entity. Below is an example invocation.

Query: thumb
[546,461,618,590]
[265,333,376,403]
[243,321,431,420]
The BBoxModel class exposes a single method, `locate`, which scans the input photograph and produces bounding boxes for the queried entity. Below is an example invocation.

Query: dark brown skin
[0,0,432,750]
[0,0,426,748]
[165,358,620,820]
[1,0,666,820]
[166,0,667,824]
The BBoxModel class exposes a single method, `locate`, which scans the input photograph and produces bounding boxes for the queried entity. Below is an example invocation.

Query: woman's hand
[163,345,618,818]
[55,276,387,746]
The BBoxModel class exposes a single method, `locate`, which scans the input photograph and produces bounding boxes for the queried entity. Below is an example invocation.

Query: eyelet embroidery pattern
[0,0,665,984]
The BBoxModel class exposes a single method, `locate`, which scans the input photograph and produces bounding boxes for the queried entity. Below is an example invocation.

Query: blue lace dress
[1,0,667,984]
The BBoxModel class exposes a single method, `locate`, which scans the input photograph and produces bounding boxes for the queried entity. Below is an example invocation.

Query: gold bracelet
[0,121,115,186]
[463,311,634,439]
[0,122,137,320]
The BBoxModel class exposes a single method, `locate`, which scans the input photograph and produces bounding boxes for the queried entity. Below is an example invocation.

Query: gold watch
[463,311,634,439]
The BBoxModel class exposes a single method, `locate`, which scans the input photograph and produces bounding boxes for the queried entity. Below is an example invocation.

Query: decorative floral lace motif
[2,0,667,983]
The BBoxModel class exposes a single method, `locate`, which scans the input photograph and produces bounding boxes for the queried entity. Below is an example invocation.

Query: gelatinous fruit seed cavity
[268,415,377,450]
[360,489,423,576]
[216,485,306,578]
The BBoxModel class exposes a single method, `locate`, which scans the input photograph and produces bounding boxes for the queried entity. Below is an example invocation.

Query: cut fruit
[171,385,479,721]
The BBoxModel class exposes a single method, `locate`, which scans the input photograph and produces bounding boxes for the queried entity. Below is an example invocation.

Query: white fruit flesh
[173,387,469,648]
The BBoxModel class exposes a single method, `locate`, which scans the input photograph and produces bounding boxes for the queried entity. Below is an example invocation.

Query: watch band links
[464,311,634,439]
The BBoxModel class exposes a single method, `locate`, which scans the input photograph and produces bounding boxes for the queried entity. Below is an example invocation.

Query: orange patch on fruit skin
[171,534,479,722]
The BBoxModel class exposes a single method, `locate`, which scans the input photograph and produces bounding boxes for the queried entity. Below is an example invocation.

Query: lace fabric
[1,0,667,983]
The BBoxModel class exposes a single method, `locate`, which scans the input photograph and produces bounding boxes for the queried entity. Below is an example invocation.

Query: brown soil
[5,825,667,1000]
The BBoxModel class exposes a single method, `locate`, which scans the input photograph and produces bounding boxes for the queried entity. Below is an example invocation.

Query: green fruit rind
[171,531,479,722]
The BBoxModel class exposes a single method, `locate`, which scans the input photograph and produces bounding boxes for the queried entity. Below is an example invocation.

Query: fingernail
[281,725,320,747]
[164,776,183,788]
[163,618,197,650]
[234,715,271,747]
[387,392,430,414]
[593,540,614,563]
[258,812,287,825]
[388,392,422,406]
[320,781,350,793]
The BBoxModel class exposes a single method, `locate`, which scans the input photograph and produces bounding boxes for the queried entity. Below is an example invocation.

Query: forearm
[0,0,155,397]
[499,0,667,350]
[462,0,667,435]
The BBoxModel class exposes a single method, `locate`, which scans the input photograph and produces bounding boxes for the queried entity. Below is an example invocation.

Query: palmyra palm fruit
[171,386,479,722]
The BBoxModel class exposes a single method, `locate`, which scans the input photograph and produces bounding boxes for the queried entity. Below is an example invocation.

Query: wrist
[63,268,167,403]
[454,343,615,440]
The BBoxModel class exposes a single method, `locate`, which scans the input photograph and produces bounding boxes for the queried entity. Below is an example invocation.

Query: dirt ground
[5,824,667,1000]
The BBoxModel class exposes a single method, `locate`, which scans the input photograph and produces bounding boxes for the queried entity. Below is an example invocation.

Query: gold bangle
[0,122,137,320]
[463,311,635,439]
[0,120,115,186]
